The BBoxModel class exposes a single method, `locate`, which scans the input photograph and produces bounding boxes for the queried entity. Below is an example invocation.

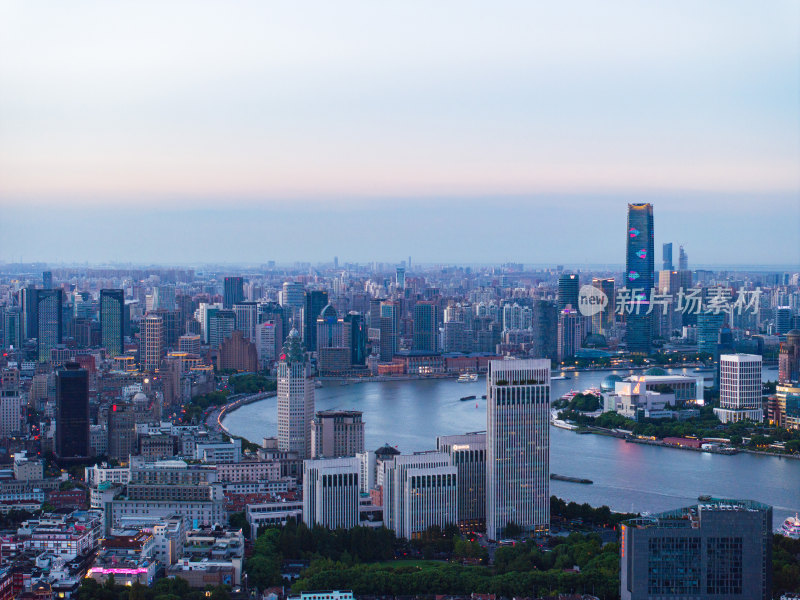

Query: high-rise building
[280,281,305,310]
[36,289,62,362]
[531,300,558,360]
[379,300,400,360]
[107,403,137,461]
[437,432,486,531]
[395,267,406,290]
[20,287,37,341]
[697,312,725,355]
[557,308,582,363]
[382,451,457,539]
[178,334,201,355]
[661,242,673,271]
[259,302,285,360]
[625,203,655,354]
[223,277,244,309]
[217,330,259,373]
[153,285,176,311]
[486,359,550,540]
[620,498,772,600]
[413,301,439,352]
[141,314,164,372]
[779,330,800,384]
[714,354,763,423]
[233,302,259,341]
[310,410,365,459]
[2,308,21,349]
[100,289,125,358]
[0,368,24,438]
[277,329,314,458]
[678,245,689,271]
[343,313,368,366]
[557,274,579,311]
[776,306,794,335]
[55,362,90,459]
[42,271,53,289]
[208,309,236,349]
[302,457,361,529]
[303,290,329,353]
[255,321,277,369]
[591,278,615,336]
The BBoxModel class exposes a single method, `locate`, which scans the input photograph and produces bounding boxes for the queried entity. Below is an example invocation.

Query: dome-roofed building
[644,366,668,376]
[601,374,623,393]
[280,328,306,364]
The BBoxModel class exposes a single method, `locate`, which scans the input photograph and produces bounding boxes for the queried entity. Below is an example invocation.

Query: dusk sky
[1,1,798,265]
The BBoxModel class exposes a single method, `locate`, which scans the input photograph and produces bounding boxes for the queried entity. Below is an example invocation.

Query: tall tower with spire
[277,328,315,458]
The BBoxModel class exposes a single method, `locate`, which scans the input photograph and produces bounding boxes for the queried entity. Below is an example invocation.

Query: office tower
[413,301,439,352]
[557,308,582,363]
[661,243,673,271]
[277,329,315,458]
[107,403,137,461]
[714,354,763,423]
[303,290,328,352]
[42,271,53,289]
[379,300,400,360]
[396,267,406,289]
[779,330,800,383]
[531,300,558,360]
[218,330,259,372]
[141,314,164,372]
[697,312,725,355]
[620,499,772,600]
[36,289,62,362]
[178,334,201,355]
[233,302,259,341]
[316,305,350,374]
[437,432,486,531]
[259,302,285,360]
[208,309,236,349]
[776,306,793,335]
[20,287,37,341]
[2,308,21,349]
[678,245,689,270]
[223,276,244,309]
[311,410,365,459]
[368,297,386,331]
[382,451,457,539]
[557,274,579,311]
[302,457,360,529]
[100,289,125,358]
[280,281,305,309]
[343,313,368,366]
[255,321,277,369]
[153,285,176,311]
[486,359,550,540]
[625,203,655,354]
[0,368,24,437]
[591,278,615,336]
[55,362,90,459]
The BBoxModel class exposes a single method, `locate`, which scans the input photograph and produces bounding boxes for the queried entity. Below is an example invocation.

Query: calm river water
[223,367,799,525]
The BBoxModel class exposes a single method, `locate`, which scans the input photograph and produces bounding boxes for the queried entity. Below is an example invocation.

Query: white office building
[382,451,457,539]
[277,329,315,458]
[714,353,763,423]
[302,457,360,529]
[437,432,486,530]
[486,358,550,540]
[256,321,278,368]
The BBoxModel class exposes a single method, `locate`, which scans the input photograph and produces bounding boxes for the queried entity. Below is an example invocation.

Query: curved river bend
[223,367,800,525]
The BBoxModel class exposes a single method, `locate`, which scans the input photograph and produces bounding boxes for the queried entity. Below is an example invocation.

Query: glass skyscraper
[100,289,125,357]
[625,203,654,354]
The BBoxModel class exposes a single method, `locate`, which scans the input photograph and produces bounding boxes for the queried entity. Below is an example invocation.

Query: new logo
[578,285,608,317]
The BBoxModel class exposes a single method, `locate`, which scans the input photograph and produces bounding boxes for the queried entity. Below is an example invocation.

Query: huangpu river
[223,367,800,526]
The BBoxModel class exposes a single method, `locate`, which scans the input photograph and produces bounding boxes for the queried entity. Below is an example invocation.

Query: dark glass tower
[303,290,328,352]
[55,362,90,459]
[625,203,654,354]
[36,289,63,362]
[100,289,125,357]
[223,276,244,309]
[557,274,579,311]
[343,312,367,366]
[662,242,673,271]
[413,301,439,352]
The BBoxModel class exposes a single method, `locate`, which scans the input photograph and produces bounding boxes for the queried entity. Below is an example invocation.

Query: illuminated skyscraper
[100,289,125,357]
[486,358,550,539]
[625,203,654,354]
[277,329,314,458]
